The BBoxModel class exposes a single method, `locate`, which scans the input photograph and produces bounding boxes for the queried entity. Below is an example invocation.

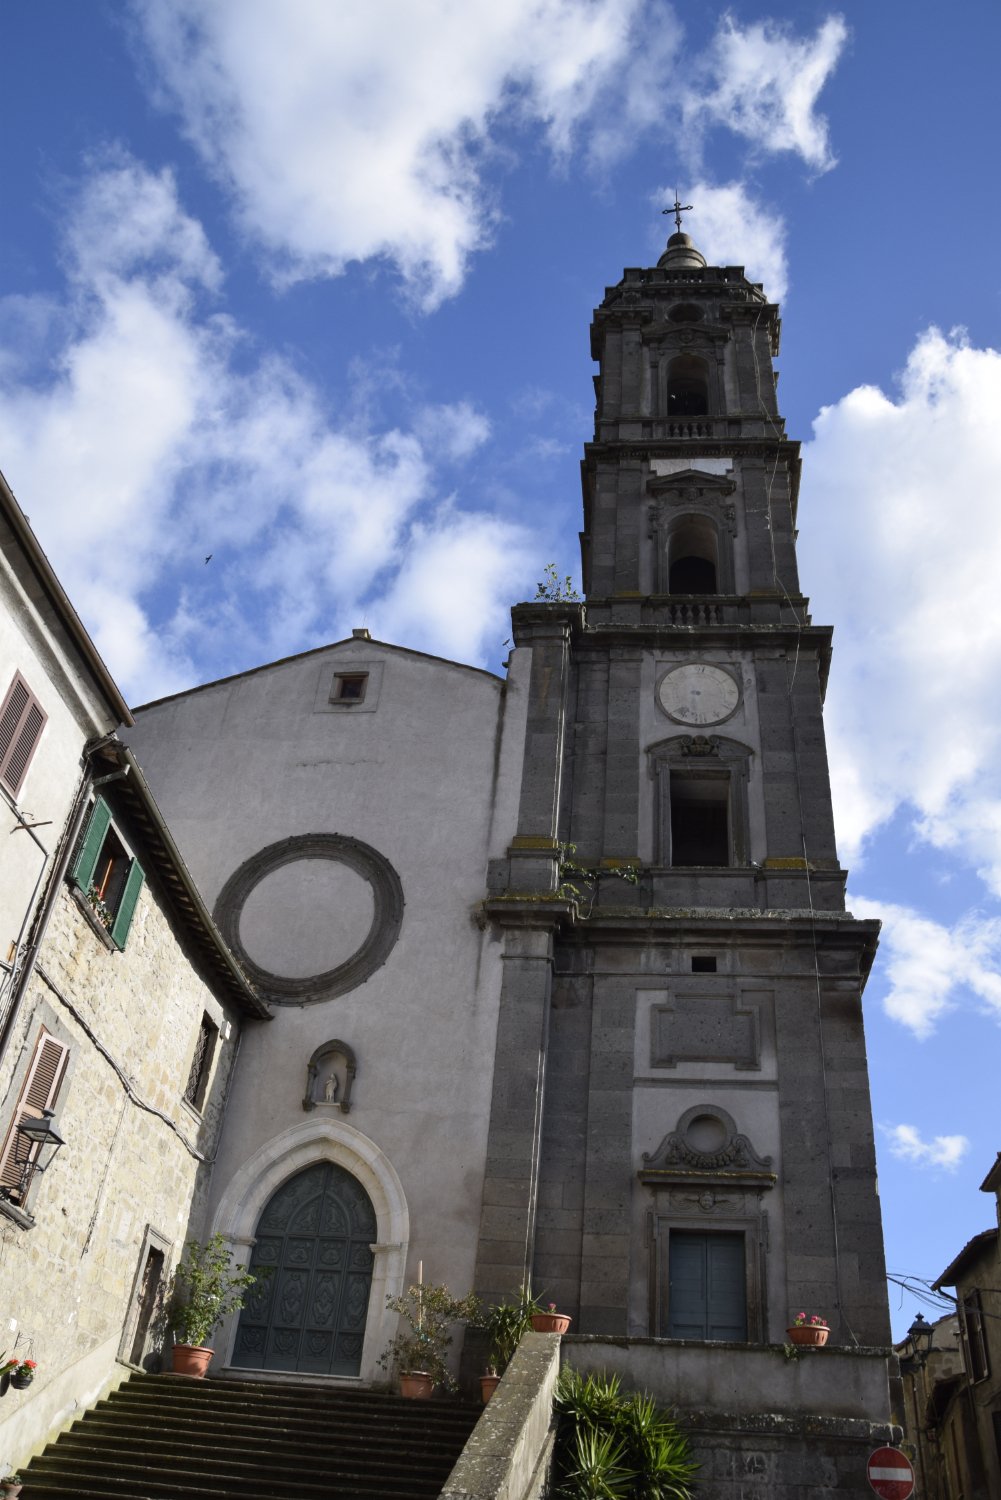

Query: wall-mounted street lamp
[0,1108,65,1204]
[903,1312,935,1369]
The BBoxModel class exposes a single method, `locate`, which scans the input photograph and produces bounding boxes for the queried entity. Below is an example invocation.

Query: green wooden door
[233,1162,376,1375]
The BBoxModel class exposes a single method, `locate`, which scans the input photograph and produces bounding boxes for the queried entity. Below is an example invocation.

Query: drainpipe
[0,734,116,1062]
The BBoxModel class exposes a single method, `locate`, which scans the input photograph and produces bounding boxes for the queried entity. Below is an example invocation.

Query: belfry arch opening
[666,355,709,417]
[668,515,719,594]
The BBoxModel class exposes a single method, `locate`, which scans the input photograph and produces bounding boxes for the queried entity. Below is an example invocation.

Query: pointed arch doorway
[232,1161,377,1376]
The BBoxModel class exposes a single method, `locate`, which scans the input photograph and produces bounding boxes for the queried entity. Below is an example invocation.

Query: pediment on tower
[646,468,736,502]
[644,320,730,350]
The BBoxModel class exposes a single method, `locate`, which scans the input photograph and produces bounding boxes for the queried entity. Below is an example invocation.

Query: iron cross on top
[663,193,693,233]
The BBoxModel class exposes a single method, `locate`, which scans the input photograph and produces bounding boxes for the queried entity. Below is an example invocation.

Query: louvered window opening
[962,1290,991,1383]
[0,1028,68,1205]
[0,672,47,799]
[184,1016,216,1110]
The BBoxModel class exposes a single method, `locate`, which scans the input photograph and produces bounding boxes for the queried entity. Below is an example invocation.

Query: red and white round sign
[867,1447,915,1499]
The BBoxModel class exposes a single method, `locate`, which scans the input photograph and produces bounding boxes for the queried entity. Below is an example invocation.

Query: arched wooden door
[232,1161,376,1375]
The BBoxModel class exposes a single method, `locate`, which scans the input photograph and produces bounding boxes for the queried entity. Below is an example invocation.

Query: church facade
[2,227,898,1491]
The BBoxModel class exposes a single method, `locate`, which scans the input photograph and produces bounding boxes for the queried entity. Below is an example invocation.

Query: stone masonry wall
[0,868,249,1471]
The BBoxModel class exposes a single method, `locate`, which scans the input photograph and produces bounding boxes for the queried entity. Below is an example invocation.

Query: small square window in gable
[332,673,368,704]
[314,659,384,714]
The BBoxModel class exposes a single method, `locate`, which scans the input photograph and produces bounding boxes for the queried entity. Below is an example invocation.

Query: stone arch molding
[210,1118,409,1382]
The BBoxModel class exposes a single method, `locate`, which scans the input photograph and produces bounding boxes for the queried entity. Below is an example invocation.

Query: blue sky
[1,0,999,1340]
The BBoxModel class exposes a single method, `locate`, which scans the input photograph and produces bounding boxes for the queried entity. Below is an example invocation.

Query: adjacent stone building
[0,475,268,1470]
[919,1153,1001,1496]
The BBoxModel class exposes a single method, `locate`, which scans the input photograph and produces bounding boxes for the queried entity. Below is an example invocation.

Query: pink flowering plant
[791,1312,828,1328]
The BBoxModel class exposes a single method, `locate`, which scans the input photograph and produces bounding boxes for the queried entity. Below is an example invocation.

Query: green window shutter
[110,859,145,950]
[71,797,113,890]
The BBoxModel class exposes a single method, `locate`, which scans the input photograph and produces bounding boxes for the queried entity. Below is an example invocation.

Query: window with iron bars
[183,1015,218,1112]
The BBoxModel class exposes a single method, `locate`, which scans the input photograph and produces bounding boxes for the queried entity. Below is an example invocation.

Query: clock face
[658,664,740,726]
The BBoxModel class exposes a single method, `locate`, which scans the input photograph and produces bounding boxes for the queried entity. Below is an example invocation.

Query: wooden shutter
[667,1231,747,1341]
[109,858,145,949]
[0,1029,69,1202]
[0,672,48,798]
[70,797,113,890]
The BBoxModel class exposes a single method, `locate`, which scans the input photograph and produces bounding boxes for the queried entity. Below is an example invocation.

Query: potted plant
[7,1360,35,1390]
[378,1279,480,1398]
[0,1472,22,1498]
[474,1286,538,1402]
[169,1233,262,1376]
[531,1299,572,1336]
[786,1312,829,1347]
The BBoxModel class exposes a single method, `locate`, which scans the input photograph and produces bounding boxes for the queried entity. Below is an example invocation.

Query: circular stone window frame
[214,833,404,1005]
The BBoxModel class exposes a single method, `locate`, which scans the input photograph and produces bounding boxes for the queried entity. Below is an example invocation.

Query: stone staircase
[19,1373,482,1499]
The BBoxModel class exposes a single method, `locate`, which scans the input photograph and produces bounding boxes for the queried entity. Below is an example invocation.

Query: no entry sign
[867,1447,915,1499]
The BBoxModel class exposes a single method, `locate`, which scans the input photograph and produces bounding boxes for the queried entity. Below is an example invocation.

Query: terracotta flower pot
[787,1325,829,1347]
[399,1371,434,1399]
[480,1373,501,1403]
[530,1312,572,1335]
[171,1343,214,1377]
[1,1484,23,1497]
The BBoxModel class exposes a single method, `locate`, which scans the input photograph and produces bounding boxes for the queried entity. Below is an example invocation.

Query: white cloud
[133,0,648,308]
[417,402,492,463]
[131,3,844,307]
[850,895,1001,1037]
[800,330,1001,890]
[0,156,529,699]
[684,14,847,172]
[655,180,788,302]
[882,1123,969,1172]
[369,508,535,665]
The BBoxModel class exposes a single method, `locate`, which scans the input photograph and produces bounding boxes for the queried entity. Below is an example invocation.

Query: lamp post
[902,1313,936,1499]
[906,1313,935,1366]
[0,1108,65,1204]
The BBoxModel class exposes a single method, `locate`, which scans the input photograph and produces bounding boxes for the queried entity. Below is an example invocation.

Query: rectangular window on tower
[669,772,730,865]
[70,797,145,950]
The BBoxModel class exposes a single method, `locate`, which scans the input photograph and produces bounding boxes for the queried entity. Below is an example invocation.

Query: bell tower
[476,219,897,1484]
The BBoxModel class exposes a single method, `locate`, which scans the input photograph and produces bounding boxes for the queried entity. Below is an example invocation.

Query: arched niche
[303,1039,357,1114]
[210,1118,409,1382]
[647,471,737,596]
[668,514,719,593]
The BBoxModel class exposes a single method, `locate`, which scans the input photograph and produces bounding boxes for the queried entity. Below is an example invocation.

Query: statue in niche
[302,1039,356,1114]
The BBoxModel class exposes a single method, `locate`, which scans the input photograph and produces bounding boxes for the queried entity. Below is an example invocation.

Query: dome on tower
[657,231,707,270]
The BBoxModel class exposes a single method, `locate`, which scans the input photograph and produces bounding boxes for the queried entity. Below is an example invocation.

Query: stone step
[103,1380,477,1429]
[32,1451,450,1497]
[65,1419,463,1462]
[82,1400,475,1443]
[19,1372,479,1500]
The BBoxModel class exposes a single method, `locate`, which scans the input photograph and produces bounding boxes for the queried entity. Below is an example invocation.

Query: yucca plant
[553,1369,697,1500]
[557,1426,636,1499]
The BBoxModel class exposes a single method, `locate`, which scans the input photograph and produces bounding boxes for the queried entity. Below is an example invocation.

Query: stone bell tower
[475,220,897,1487]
